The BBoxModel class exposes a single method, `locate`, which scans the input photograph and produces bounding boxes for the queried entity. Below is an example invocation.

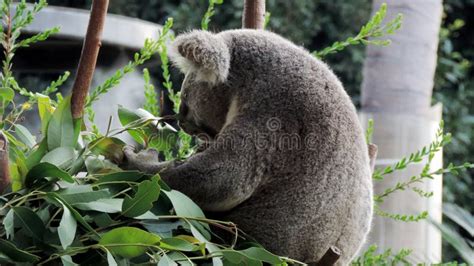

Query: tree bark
[360,0,443,262]
[0,132,10,192]
[242,0,266,29]
[71,0,109,119]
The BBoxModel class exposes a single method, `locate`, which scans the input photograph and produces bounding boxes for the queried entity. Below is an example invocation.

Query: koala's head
[169,31,232,139]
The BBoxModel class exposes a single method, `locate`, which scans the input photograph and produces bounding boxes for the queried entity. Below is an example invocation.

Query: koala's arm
[160,132,260,212]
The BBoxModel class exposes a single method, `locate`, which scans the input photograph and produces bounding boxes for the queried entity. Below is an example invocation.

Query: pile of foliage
[0,0,472,265]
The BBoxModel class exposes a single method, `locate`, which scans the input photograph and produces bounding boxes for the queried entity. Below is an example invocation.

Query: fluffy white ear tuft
[169,30,230,85]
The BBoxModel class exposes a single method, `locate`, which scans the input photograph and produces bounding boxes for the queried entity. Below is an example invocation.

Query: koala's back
[217,30,373,264]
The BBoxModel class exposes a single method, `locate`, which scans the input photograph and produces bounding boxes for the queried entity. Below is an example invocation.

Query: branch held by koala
[368,143,378,173]
[71,0,109,119]
[0,132,11,193]
[242,0,266,29]
[315,246,341,266]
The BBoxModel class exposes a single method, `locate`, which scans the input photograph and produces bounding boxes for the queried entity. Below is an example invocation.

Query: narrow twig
[71,0,110,119]
[0,132,11,192]
[242,0,266,29]
[316,246,341,266]
[368,143,378,173]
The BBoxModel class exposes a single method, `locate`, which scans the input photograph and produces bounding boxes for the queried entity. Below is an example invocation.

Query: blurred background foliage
[33,0,474,262]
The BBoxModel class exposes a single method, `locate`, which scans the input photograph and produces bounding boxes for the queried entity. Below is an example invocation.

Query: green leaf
[14,124,36,149]
[89,137,125,164]
[61,255,78,266]
[12,206,45,240]
[47,96,75,150]
[240,247,282,264]
[3,209,14,239]
[99,227,161,258]
[158,253,178,266]
[58,202,77,249]
[163,190,210,239]
[37,94,54,135]
[106,250,118,266]
[26,139,48,170]
[0,88,14,104]
[219,250,261,266]
[160,237,202,252]
[74,198,123,213]
[25,162,74,187]
[47,193,99,237]
[122,175,161,217]
[59,188,111,205]
[0,239,40,263]
[41,146,76,170]
[95,171,144,184]
[118,106,146,145]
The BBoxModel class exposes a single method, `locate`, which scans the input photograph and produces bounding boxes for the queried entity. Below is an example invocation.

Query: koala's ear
[169,30,230,84]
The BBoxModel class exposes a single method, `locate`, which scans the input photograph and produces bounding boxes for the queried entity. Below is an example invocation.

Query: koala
[124,29,373,265]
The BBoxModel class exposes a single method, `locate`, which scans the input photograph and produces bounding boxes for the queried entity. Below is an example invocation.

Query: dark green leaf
[0,239,40,263]
[25,162,74,187]
[12,206,45,240]
[122,175,160,217]
[59,187,111,205]
[26,139,48,170]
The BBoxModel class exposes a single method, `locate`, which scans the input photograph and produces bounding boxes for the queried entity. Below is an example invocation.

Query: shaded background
[27,0,474,261]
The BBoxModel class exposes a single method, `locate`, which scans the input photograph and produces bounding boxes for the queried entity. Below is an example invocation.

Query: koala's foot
[122,146,173,174]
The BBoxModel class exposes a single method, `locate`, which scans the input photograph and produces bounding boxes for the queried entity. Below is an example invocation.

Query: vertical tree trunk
[360,0,443,262]
[242,0,266,29]
[71,0,109,119]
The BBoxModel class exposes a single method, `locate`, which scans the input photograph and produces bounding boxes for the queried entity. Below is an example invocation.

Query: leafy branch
[201,0,223,31]
[313,3,403,58]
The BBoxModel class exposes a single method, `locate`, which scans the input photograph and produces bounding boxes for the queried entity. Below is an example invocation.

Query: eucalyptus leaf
[14,124,36,149]
[61,255,79,266]
[58,202,77,249]
[41,146,76,170]
[74,198,123,213]
[12,206,45,240]
[99,227,161,258]
[25,162,74,187]
[59,188,111,205]
[106,250,118,266]
[47,96,75,150]
[157,253,178,266]
[160,237,202,252]
[3,209,14,239]
[0,238,40,263]
[122,175,160,217]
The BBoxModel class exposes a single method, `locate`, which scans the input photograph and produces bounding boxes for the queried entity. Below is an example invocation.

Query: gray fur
[125,29,373,265]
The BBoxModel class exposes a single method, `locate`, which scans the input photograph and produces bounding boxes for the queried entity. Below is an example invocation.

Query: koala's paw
[122,146,159,171]
[122,146,176,174]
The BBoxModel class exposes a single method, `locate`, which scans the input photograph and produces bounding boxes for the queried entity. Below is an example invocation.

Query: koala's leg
[159,133,261,212]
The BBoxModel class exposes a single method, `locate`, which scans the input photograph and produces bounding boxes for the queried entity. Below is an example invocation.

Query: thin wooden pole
[242,0,266,29]
[0,132,10,192]
[316,246,341,266]
[71,0,109,119]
